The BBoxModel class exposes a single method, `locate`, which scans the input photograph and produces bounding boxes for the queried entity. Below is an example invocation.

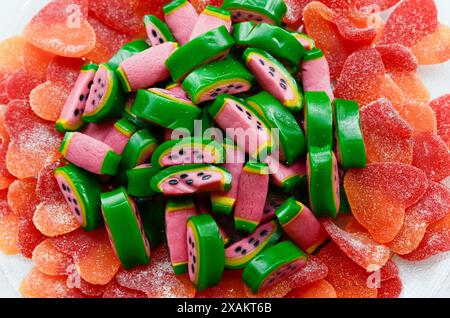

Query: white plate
[0,0,450,298]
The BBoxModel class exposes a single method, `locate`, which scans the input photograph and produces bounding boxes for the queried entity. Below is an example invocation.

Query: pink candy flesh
[165,1,198,45]
[198,82,251,104]
[230,9,274,24]
[265,155,306,187]
[146,24,168,47]
[55,174,84,225]
[301,55,334,101]
[159,170,224,195]
[260,258,307,291]
[103,128,132,155]
[84,66,109,115]
[189,9,231,41]
[160,147,218,166]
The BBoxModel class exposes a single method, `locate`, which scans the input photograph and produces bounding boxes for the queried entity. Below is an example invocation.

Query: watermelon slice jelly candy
[190,6,232,40]
[164,0,199,46]
[301,48,333,101]
[166,26,235,82]
[222,0,287,25]
[304,91,332,150]
[293,33,315,51]
[54,164,102,231]
[211,140,245,215]
[265,156,307,193]
[344,163,428,244]
[130,88,201,132]
[359,98,414,164]
[144,15,175,47]
[187,214,225,290]
[152,137,225,169]
[261,192,289,223]
[307,146,340,218]
[151,164,232,195]
[246,91,305,164]
[244,49,303,112]
[234,22,304,66]
[83,63,125,122]
[116,42,178,92]
[55,64,98,132]
[333,98,367,170]
[182,59,254,104]
[60,132,122,176]
[430,94,450,148]
[121,129,158,171]
[166,82,189,100]
[275,198,329,254]
[102,118,138,155]
[243,241,308,294]
[107,39,151,71]
[225,220,282,269]
[209,94,272,159]
[165,197,198,274]
[234,162,269,233]
[101,187,151,269]
[126,164,160,198]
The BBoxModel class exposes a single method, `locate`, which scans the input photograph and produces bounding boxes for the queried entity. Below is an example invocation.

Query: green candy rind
[101,151,122,176]
[281,175,307,193]
[143,15,175,42]
[130,89,201,132]
[121,129,158,170]
[82,63,125,123]
[54,164,102,232]
[123,96,152,128]
[274,197,301,225]
[242,241,307,294]
[304,91,333,150]
[182,59,255,104]
[333,98,367,170]
[114,118,138,137]
[151,137,225,169]
[233,22,305,65]
[222,0,287,26]
[126,164,160,197]
[339,185,352,214]
[108,39,150,70]
[136,196,166,231]
[151,164,232,194]
[246,91,305,164]
[166,26,235,82]
[101,187,150,269]
[139,202,164,249]
[308,146,339,218]
[187,214,225,290]
[163,0,189,15]
[303,47,323,61]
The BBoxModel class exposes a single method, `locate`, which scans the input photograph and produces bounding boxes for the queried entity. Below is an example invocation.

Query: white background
[0,0,450,298]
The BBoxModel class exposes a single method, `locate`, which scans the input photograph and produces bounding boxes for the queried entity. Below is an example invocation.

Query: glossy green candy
[130,88,201,132]
[304,91,333,150]
[187,214,225,290]
[54,164,102,231]
[165,26,235,82]
[222,0,287,26]
[307,146,340,218]
[339,185,352,214]
[101,187,151,269]
[333,98,367,170]
[136,196,166,231]
[233,22,305,65]
[242,241,308,294]
[139,199,164,249]
[121,129,158,170]
[143,15,175,46]
[123,96,151,128]
[246,92,305,164]
[126,164,160,197]
[182,59,255,104]
[108,39,150,70]
[151,137,225,169]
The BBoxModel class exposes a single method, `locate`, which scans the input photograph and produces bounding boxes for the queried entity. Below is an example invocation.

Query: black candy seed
[235,246,242,253]
[152,29,157,38]
[241,249,247,255]
[75,208,81,216]
[88,80,94,88]
[280,78,286,84]
[67,197,72,203]
[280,83,287,90]
[215,88,222,92]
[248,14,253,18]
[193,255,196,264]
[197,172,204,177]
[249,237,254,244]
[253,240,260,247]
[257,17,263,22]
[269,66,275,72]
[179,149,184,156]
[72,198,78,206]
[186,179,194,185]
[189,237,192,244]
[202,175,211,181]
[263,209,270,214]
[228,84,234,88]
[236,104,243,112]
[260,230,269,237]
[180,174,188,179]
[62,184,67,191]
[269,72,275,77]
[98,78,101,83]
[237,12,241,17]
[259,59,265,66]
[235,85,243,90]
[79,94,84,102]
[74,109,80,116]
[268,279,275,285]
[191,264,195,273]
[168,179,179,185]
[245,111,251,117]
[159,38,164,44]
[223,90,229,94]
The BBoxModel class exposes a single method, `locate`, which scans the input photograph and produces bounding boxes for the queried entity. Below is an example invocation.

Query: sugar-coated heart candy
[46,56,84,90]
[0,36,26,75]
[6,68,45,101]
[375,44,418,73]
[32,239,73,276]
[103,280,147,298]
[410,24,450,65]
[377,276,403,298]
[195,270,247,298]
[284,279,337,298]
[394,101,436,136]
[389,72,430,104]
[0,106,14,189]
[30,81,70,122]
[0,190,19,255]
[430,94,450,148]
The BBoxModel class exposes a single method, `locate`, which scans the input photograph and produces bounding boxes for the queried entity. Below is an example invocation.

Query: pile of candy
[0,0,449,298]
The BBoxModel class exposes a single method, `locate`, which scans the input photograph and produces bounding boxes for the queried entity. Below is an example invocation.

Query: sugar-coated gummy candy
[0,190,19,255]
[410,24,450,65]
[33,201,80,238]
[32,239,73,276]
[375,44,418,73]
[30,82,70,122]
[0,36,26,75]
[18,217,46,259]
[359,98,414,164]
[394,101,436,136]
[46,56,84,90]
[0,106,14,189]
[22,41,55,80]
[389,72,430,104]
[429,94,450,148]
[344,162,427,243]
[284,279,337,298]
[6,68,45,101]
[195,270,247,298]
[377,277,403,298]
[412,132,450,182]
[103,280,147,298]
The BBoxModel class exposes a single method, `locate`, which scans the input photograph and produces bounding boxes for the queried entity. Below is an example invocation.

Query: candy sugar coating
[101,187,151,269]
[130,88,201,132]
[307,146,340,218]
[359,98,414,164]
[166,26,234,82]
[107,39,150,71]
[412,132,450,182]
[243,241,308,294]
[32,239,73,276]
[394,101,436,136]
[103,118,138,155]
[164,0,199,45]
[103,280,147,298]
[304,91,332,150]
[209,94,273,159]
[410,24,450,65]
[284,279,337,298]
[54,164,102,231]
[321,219,391,272]
[30,81,69,122]
[225,220,282,269]
[244,49,303,112]
[183,59,254,104]
[275,198,329,253]
[0,106,14,189]
[301,48,333,100]
[83,63,125,122]
[33,201,80,238]
[0,192,19,255]
[46,56,85,90]
[378,277,403,298]
[116,42,177,92]
[190,5,232,40]
[429,94,450,148]
[375,44,418,73]
[23,0,95,57]
[195,270,247,298]
[222,0,287,25]
[344,163,428,243]
[0,36,26,75]
[187,214,225,290]
[6,68,45,101]
[389,72,430,104]
[234,162,269,233]
[121,129,158,170]
[60,132,122,176]
[151,137,226,169]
